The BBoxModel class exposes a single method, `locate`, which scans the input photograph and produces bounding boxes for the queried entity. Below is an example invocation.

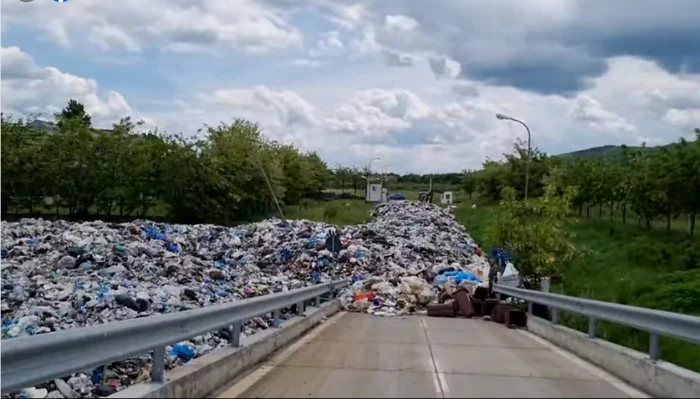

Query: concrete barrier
[110,300,341,398]
[527,316,700,398]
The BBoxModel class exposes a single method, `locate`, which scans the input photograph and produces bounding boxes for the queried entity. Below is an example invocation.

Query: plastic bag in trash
[170,343,195,362]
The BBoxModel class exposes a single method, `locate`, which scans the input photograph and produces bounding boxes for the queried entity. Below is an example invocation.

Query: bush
[485,185,579,280]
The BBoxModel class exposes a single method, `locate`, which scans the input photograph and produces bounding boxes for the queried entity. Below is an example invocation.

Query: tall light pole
[368,157,381,175]
[496,113,532,200]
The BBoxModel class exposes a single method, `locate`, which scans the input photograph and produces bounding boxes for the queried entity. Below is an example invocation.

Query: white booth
[440,191,453,205]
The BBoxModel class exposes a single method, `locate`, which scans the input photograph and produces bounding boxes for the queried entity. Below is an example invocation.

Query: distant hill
[556,144,667,162]
[28,119,56,133]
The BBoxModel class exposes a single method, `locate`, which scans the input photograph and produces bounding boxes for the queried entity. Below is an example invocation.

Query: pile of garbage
[1,201,493,398]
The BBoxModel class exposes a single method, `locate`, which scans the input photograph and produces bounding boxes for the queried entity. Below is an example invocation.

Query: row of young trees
[1,100,329,224]
[463,132,700,236]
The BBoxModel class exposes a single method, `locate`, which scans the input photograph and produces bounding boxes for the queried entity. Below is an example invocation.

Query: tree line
[328,167,462,194]
[462,133,700,236]
[1,100,329,224]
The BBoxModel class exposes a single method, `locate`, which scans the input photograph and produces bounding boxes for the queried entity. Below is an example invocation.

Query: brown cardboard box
[453,287,475,317]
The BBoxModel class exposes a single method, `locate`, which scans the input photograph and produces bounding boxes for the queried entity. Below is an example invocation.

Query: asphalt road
[217,312,648,398]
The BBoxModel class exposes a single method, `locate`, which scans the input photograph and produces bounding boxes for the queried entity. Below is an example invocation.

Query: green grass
[576,203,691,234]
[455,199,700,372]
[284,199,372,225]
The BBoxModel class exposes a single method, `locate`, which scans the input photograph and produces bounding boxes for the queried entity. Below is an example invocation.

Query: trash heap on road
[1,201,493,398]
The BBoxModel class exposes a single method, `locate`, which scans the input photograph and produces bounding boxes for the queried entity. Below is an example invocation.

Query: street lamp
[496,113,532,200]
[367,157,381,176]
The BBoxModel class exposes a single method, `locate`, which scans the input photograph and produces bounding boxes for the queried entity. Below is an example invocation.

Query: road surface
[216,312,648,398]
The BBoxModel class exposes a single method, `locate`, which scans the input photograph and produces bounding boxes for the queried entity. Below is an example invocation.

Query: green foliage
[1,101,329,224]
[458,200,700,372]
[56,99,92,128]
[285,199,372,226]
[485,185,579,279]
[472,129,700,236]
[322,203,340,222]
[475,141,561,201]
[461,170,477,198]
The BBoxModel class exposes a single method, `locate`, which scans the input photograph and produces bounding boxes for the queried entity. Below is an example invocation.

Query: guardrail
[1,279,350,394]
[490,283,700,361]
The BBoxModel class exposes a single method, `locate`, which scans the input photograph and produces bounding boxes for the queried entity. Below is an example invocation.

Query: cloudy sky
[2,0,700,173]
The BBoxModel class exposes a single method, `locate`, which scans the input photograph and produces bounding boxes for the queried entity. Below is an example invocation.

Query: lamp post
[496,113,532,200]
[368,157,381,175]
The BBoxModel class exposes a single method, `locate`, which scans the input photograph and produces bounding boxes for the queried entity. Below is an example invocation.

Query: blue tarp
[442,270,482,284]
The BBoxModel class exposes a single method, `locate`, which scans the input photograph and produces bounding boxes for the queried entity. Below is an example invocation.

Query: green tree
[461,170,477,199]
[57,99,92,128]
[485,185,579,280]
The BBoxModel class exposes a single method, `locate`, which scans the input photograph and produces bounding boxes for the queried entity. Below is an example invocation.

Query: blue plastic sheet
[442,270,481,284]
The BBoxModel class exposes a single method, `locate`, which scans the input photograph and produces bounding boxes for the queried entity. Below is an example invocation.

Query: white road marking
[420,317,448,398]
[518,329,650,398]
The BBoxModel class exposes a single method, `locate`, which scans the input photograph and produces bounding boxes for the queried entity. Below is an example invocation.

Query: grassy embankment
[456,197,700,373]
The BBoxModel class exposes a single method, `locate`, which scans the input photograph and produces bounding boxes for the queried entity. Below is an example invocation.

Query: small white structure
[440,191,453,205]
[366,183,383,202]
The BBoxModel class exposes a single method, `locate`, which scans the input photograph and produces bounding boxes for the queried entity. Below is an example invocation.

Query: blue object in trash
[372,298,381,306]
[355,251,367,259]
[91,367,104,384]
[280,248,292,261]
[171,343,195,362]
[214,261,226,269]
[443,271,481,284]
[352,274,363,282]
[1,249,7,259]
[456,271,481,284]
[143,226,167,241]
[166,243,179,253]
[311,271,320,281]
[490,248,510,265]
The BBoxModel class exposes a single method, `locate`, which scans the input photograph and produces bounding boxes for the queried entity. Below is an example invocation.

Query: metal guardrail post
[588,317,597,338]
[230,322,242,347]
[314,296,321,307]
[272,310,281,328]
[649,333,660,361]
[1,280,345,394]
[551,308,559,325]
[151,346,166,383]
[296,301,304,316]
[527,302,533,315]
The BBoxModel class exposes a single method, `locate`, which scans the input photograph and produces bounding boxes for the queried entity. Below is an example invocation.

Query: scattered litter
[1,201,493,397]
